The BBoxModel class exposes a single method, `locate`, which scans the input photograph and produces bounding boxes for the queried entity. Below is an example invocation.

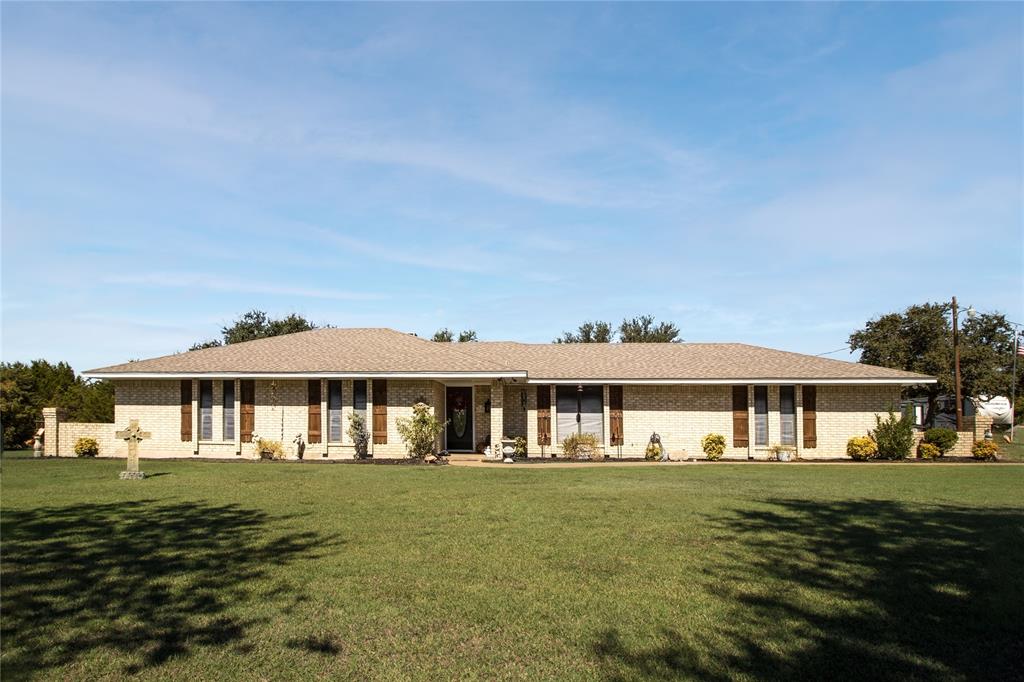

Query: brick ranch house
[47,327,946,460]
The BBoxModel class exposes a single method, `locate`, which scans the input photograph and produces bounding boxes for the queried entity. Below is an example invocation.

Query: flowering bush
[561,432,600,460]
[971,440,999,461]
[513,436,528,458]
[74,437,99,457]
[396,402,446,459]
[644,441,662,461]
[701,433,726,461]
[846,436,877,461]
[254,438,285,460]
[918,442,941,459]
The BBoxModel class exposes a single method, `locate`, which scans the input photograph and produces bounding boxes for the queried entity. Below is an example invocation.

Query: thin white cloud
[103,272,385,301]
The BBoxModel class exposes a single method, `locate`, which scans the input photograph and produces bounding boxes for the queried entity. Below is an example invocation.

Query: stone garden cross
[116,419,150,480]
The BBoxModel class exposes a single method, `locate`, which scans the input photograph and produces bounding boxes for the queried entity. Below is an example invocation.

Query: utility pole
[953,296,963,432]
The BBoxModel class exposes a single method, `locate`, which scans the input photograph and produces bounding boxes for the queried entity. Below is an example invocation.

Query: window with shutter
[609,385,624,446]
[732,386,748,448]
[199,380,213,441]
[353,380,367,419]
[240,380,255,443]
[180,379,192,441]
[372,380,387,444]
[223,380,235,441]
[754,386,768,446]
[780,386,796,446]
[327,380,342,442]
[308,380,322,444]
[555,385,603,443]
[536,385,551,445]
[802,385,817,448]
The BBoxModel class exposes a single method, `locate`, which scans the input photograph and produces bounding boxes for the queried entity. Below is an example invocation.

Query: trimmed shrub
[872,411,914,460]
[701,433,726,461]
[971,440,999,461]
[846,436,877,461]
[918,442,941,459]
[923,428,958,455]
[396,402,447,459]
[74,437,99,457]
[347,412,370,459]
[644,441,662,461]
[561,432,600,460]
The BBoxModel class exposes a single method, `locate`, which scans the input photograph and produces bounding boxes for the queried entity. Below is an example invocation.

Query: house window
[199,380,213,441]
[328,380,343,442]
[754,386,768,446]
[353,380,367,420]
[555,385,603,443]
[223,380,235,441]
[780,386,796,446]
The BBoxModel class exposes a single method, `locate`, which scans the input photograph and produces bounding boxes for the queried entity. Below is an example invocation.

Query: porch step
[446,453,484,463]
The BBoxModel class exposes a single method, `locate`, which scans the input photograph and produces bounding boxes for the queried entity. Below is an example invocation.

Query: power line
[816,346,850,357]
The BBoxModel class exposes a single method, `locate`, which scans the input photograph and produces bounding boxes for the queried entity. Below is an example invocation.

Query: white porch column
[192,379,199,455]
[490,379,504,455]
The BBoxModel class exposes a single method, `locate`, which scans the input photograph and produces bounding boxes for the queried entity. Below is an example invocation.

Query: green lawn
[2,458,1022,681]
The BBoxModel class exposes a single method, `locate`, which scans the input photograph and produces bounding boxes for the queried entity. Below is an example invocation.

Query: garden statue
[650,432,669,462]
[293,433,306,459]
[33,428,44,458]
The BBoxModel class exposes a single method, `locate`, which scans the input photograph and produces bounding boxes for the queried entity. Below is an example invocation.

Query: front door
[446,387,474,451]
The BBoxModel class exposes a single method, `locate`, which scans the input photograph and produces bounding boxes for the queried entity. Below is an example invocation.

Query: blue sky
[2,2,1021,371]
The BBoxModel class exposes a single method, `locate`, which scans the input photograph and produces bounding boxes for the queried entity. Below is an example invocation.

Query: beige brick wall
[68,379,913,461]
[57,422,120,457]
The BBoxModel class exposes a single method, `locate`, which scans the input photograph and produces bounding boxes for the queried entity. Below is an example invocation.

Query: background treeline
[1,361,114,448]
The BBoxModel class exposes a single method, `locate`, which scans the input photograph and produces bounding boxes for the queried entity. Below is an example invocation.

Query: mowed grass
[2,457,1022,681]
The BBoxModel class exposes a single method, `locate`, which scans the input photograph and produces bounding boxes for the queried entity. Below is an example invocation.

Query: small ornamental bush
[923,428,958,455]
[971,440,999,461]
[846,436,877,461]
[561,432,599,460]
[644,441,663,461]
[74,437,99,457]
[701,433,726,461]
[918,442,941,459]
[255,438,285,460]
[347,412,370,459]
[513,436,528,458]
[872,411,914,460]
[396,402,447,459]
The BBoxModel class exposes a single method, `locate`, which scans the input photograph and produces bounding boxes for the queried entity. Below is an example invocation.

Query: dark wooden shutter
[307,380,322,444]
[732,385,749,448]
[372,380,387,444]
[180,379,192,441]
[536,385,551,445]
[609,385,624,446]
[802,385,817,448]
[240,380,255,443]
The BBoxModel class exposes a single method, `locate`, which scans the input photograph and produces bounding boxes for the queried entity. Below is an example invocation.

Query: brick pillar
[42,407,65,457]
[490,380,504,456]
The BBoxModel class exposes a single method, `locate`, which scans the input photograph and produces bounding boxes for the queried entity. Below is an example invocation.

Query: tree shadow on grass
[1,500,334,678]
[593,499,1023,681]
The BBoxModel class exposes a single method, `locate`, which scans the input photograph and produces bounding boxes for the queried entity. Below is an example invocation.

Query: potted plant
[769,444,796,462]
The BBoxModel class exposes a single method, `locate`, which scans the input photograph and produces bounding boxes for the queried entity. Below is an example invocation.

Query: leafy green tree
[619,315,681,343]
[0,361,114,448]
[432,328,454,342]
[554,320,614,343]
[190,310,319,349]
[432,328,477,342]
[849,302,1020,424]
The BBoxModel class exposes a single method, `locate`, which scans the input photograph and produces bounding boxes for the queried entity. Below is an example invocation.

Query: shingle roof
[459,341,932,382]
[83,328,518,376]
[83,327,934,383]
